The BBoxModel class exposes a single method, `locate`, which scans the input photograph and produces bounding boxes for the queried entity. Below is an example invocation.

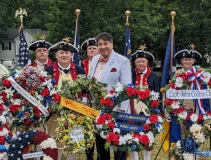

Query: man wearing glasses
[28,36,53,70]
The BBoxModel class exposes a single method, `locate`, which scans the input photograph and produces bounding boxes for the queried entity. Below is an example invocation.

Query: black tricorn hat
[48,37,79,53]
[29,40,52,51]
[81,38,98,50]
[131,44,155,61]
[174,44,202,59]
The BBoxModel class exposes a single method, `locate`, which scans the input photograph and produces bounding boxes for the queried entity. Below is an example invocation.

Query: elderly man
[130,45,160,160]
[81,38,99,75]
[28,36,53,70]
[46,37,87,160]
[89,32,131,160]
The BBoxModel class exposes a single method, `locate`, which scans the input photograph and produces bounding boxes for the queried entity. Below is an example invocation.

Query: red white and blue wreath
[163,65,211,159]
[0,66,60,131]
[96,83,163,152]
[7,130,58,160]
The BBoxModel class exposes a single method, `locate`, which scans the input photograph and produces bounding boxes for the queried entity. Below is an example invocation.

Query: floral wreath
[0,115,15,159]
[7,130,58,160]
[162,65,211,159]
[96,83,162,152]
[0,66,60,131]
[55,75,107,153]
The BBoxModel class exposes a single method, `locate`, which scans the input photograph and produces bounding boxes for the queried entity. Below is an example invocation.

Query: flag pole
[15,8,27,27]
[168,11,176,160]
[169,11,176,79]
[74,9,80,45]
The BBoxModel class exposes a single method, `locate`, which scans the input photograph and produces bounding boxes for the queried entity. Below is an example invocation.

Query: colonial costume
[45,38,87,160]
[28,39,53,70]
[131,48,160,160]
[81,38,98,75]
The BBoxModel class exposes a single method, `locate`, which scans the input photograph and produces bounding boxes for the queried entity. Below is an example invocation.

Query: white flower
[132,137,139,144]
[202,72,211,83]
[96,124,102,130]
[0,96,4,104]
[100,131,106,139]
[150,91,159,100]
[175,77,184,88]
[40,71,48,77]
[39,138,57,149]
[0,128,9,136]
[39,79,53,89]
[171,101,180,109]
[190,124,202,133]
[203,115,211,120]
[146,132,154,147]
[123,133,133,143]
[176,141,181,148]
[35,91,43,102]
[190,114,198,122]
[158,116,163,123]
[4,87,15,99]
[13,69,21,78]
[43,155,53,160]
[115,83,123,93]
[0,116,6,124]
[193,132,205,143]
[178,111,187,119]
[119,136,127,145]
[113,128,120,134]
[182,153,195,160]
[0,153,6,160]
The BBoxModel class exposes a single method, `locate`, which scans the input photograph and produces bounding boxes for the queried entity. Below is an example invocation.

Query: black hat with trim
[29,35,52,51]
[81,38,98,50]
[131,44,155,61]
[48,37,79,53]
[174,44,202,59]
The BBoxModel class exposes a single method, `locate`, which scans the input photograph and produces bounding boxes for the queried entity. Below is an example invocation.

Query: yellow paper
[60,96,100,119]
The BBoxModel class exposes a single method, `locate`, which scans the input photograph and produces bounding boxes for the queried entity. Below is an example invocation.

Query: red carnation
[0,136,5,145]
[106,132,119,145]
[2,79,12,88]
[12,93,19,99]
[41,88,50,96]
[0,91,8,102]
[42,148,58,160]
[165,99,174,106]
[139,134,150,145]
[0,104,5,114]
[104,113,113,120]
[109,90,114,94]
[24,119,32,127]
[148,114,158,124]
[108,122,115,129]
[137,89,150,100]
[143,124,151,131]
[34,106,41,116]
[21,80,27,88]
[8,131,13,136]
[9,104,22,113]
[97,115,106,125]
[150,100,159,108]
[198,114,204,123]
[52,93,61,102]
[100,98,114,107]
[126,87,136,96]
[168,82,175,88]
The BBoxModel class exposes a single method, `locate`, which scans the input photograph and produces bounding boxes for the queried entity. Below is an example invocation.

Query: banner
[116,122,143,132]
[60,96,99,118]
[166,89,211,99]
[8,77,49,117]
[23,151,44,159]
[114,112,148,122]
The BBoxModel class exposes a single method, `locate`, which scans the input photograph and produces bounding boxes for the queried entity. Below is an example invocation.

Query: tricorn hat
[48,37,79,53]
[131,44,155,61]
[174,44,202,59]
[81,38,98,50]
[29,35,52,51]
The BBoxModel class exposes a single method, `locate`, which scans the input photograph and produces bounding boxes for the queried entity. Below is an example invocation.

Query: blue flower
[131,145,137,151]
[126,84,136,88]
[51,78,56,85]
[152,108,160,113]
[6,136,12,143]
[110,97,116,102]
[180,137,200,153]
[185,120,193,128]
[44,96,52,103]
[17,111,24,118]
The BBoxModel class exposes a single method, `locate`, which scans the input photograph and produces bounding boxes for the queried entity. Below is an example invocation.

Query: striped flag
[18,26,31,66]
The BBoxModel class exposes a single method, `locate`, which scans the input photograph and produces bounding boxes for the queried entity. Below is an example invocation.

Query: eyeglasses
[36,49,48,53]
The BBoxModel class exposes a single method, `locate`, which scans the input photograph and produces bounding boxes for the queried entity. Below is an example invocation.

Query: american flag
[18,26,31,66]
[124,25,132,59]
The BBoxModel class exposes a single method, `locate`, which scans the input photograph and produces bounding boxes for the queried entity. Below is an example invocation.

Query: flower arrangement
[96,83,162,152]
[0,115,15,159]
[0,66,60,131]
[55,75,107,153]
[7,130,58,160]
[162,65,211,158]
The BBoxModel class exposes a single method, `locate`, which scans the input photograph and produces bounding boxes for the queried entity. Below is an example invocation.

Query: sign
[166,89,211,99]
[114,112,148,122]
[23,151,44,159]
[69,125,84,142]
[60,96,100,118]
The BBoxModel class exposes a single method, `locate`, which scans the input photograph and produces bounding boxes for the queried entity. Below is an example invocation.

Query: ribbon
[8,77,49,117]
[115,122,143,132]
[114,112,148,122]
[194,150,211,157]
[186,66,205,114]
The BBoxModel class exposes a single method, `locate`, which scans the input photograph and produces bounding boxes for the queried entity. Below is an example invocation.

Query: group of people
[0,31,208,160]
